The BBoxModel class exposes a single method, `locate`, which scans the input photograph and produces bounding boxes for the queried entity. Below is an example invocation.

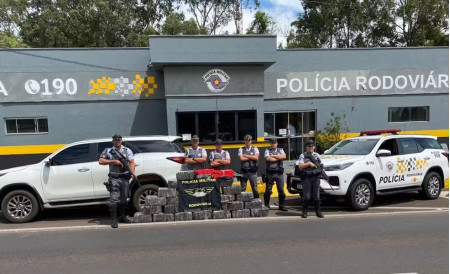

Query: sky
[179,0,304,47]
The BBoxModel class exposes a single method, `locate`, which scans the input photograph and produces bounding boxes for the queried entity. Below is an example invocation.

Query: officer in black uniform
[297,140,324,218]
[264,138,288,211]
[99,134,135,228]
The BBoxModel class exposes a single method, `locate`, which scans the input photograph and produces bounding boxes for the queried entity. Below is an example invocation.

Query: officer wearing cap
[297,140,324,218]
[238,134,260,198]
[185,135,207,170]
[264,138,288,211]
[209,139,231,170]
[99,134,135,228]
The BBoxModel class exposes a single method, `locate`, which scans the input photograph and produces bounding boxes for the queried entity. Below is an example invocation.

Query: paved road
[0,192,447,230]
[0,211,447,274]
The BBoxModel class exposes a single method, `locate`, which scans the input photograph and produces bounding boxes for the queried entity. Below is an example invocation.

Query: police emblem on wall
[202,69,230,93]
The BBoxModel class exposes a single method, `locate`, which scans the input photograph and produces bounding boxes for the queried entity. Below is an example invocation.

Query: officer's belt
[108,172,131,179]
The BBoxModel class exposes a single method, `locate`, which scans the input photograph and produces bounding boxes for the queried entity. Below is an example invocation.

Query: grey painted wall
[0,100,167,146]
[164,66,265,96]
[263,94,448,133]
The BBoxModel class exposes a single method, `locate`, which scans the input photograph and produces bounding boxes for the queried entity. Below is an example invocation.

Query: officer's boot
[118,203,133,223]
[109,204,119,228]
[278,194,288,212]
[263,193,271,208]
[314,201,324,218]
[301,199,309,218]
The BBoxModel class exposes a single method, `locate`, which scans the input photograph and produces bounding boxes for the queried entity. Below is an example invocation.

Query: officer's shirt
[100,146,134,173]
[238,146,259,168]
[297,152,321,170]
[264,148,285,170]
[185,146,207,170]
[209,150,230,170]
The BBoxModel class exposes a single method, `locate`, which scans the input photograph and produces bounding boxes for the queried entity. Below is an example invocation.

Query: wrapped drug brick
[167,180,177,189]
[250,207,269,217]
[216,176,233,188]
[203,210,213,219]
[221,194,233,203]
[163,204,179,214]
[213,210,228,219]
[230,185,242,195]
[175,212,193,221]
[221,186,232,195]
[142,205,162,215]
[221,203,229,211]
[158,187,177,198]
[192,211,208,220]
[153,213,175,222]
[244,198,263,209]
[144,195,161,206]
[133,212,152,223]
[229,201,244,211]
[166,197,179,206]
[158,197,167,206]
[238,192,254,202]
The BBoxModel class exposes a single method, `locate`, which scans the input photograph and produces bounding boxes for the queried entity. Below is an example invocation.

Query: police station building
[0,35,448,170]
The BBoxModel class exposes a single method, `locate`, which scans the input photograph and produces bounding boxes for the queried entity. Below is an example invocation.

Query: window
[398,138,420,155]
[176,111,256,142]
[51,144,90,165]
[415,138,442,150]
[378,139,399,155]
[5,117,48,134]
[388,106,429,122]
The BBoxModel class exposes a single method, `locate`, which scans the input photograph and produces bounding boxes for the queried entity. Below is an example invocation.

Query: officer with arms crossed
[238,134,260,198]
[297,140,324,218]
[185,135,207,170]
[209,139,231,170]
[99,134,135,228]
[264,138,288,211]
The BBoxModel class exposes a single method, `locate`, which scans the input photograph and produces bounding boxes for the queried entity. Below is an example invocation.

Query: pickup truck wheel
[347,179,374,211]
[1,190,40,223]
[132,184,159,211]
[418,172,442,200]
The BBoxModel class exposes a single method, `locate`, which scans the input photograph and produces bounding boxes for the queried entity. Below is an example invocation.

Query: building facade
[0,36,448,171]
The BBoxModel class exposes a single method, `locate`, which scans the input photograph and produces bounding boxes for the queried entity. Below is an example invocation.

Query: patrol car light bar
[359,129,401,136]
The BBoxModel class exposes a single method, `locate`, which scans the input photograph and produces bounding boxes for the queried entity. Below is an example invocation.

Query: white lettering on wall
[24,78,78,96]
[0,80,8,96]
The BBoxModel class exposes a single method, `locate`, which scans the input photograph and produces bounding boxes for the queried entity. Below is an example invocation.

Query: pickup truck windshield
[326,138,379,155]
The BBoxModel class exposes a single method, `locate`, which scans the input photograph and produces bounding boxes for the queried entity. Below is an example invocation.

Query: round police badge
[386,161,394,171]
[202,69,230,93]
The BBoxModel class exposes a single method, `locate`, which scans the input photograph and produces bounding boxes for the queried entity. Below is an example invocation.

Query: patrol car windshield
[325,138,379,155]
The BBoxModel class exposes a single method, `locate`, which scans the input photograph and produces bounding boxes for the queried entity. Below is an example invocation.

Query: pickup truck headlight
[324,162,354,171]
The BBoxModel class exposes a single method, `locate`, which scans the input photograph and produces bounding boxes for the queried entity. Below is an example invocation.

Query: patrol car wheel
[347,179,374,211]
[419,172,442,200]
[132,184,159,211]
[1,190,40,223]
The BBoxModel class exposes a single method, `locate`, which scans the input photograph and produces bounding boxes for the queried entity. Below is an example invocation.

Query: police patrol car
[318,129,448,210]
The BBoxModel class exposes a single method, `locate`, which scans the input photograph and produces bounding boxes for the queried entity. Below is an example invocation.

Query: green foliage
[246,11,275,34]
[315,113,349,154]
[288,0,448,48]
[0,31,28,48]
[161,13,204,35]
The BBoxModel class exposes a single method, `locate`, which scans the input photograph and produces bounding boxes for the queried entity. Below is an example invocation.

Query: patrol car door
[396,138,424,186]
[91,142,143,197]
[41,143,95,200]
[376,139,406,189]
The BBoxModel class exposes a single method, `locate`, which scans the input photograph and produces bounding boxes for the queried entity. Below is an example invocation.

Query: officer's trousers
[240,171,259,198]
[302,176,320,201]
[264,172,286,201]
[109,177,129,205]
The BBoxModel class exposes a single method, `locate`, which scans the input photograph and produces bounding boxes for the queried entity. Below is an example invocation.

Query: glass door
[264,111,316,160]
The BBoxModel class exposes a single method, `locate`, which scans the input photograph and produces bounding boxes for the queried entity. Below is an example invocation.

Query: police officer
[99,134,135,228]
[297,140,324,218]
[209,139,231,170]
[264,138,288,211]
[185,135,207,170]
[238,134,260,198]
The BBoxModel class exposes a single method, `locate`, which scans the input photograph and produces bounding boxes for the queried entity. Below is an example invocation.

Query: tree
[0,30,28,47]
[314,113,349,154]
[161,12,206,35]
[396,0,449,46]
[183,0,235,34]
[135,0,177,34]
[246,10,275,34]
[232,0,259,34]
